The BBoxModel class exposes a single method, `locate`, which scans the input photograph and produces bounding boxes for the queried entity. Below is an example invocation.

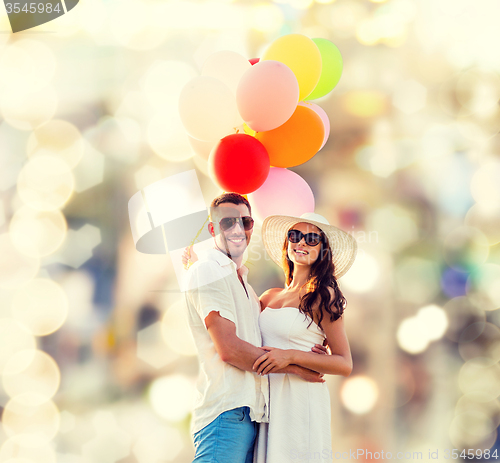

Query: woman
[182,210,357,462]
[252,211,356,462]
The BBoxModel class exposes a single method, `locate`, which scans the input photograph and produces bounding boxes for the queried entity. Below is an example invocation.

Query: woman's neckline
[263,306,323,331]
[264,306,297,310]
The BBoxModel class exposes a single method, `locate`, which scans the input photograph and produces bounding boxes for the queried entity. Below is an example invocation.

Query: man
[184,193,326,463]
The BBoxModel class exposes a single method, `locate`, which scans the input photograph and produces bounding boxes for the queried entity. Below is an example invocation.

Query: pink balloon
[248,167,315,222]
[236,60,299,132]
[299,101,330,150]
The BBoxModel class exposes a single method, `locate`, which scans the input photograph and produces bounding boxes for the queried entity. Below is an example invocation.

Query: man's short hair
[210,193,252,215]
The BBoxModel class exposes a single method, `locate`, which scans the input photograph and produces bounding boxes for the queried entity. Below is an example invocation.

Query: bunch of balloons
[179,34,343,220]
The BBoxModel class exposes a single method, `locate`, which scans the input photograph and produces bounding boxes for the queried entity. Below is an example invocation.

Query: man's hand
[311,343,329,354]
[182,245,198,269]
[253,347,294,375]
[292,365,325,383]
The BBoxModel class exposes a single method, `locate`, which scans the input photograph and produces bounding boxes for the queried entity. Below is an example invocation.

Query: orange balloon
[255,105,324,168]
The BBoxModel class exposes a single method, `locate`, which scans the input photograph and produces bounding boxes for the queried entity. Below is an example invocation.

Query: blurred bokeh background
[0,0,499,461]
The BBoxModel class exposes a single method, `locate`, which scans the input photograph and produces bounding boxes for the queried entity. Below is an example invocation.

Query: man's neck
[213,244,244,269]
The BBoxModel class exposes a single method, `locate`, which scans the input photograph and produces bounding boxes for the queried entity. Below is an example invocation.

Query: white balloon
[187,135,216,160]
[201,50,252,95]
[179,76,238,142]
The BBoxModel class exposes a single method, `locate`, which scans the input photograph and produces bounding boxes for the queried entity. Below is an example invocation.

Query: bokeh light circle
[0,434,56,463]
[397,316,430,354]
[465,203,500,245]
[161,300,197,356]
[449,412,497,450]
[455,392,500,430]
[132,425,183,463]
[0,319,36,374]
[110,0,167,51]
[0,40,56,93]
[9,206,67,258]
[0,87,58,131]
[444,296,486,343]
[2,349,61,402]
[458,322,500,363]
[458,357,500,399]
[365,205,418,252]
[340,375,379,414]
[1,458,36,463]
[148,375,194,422]
[11,278,68,336]
[470,161,500,209]
[142,60,197,112]
[147,112,193,162]
[395,257,440,304]
[84,116,141,164]
[251,3,284,34]
[340,252,379,293]
[443,226,489,271]
[466,263,500,311]
[0,234,39,289]
[27,120,85,169]
[17,155,74,211]
[416,304,448,341]
[2,393,60,440]
[456,68,500,114]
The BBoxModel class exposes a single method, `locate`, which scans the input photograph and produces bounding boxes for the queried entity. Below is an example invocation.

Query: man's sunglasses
[287,229,322,246]
[218,216,254,232]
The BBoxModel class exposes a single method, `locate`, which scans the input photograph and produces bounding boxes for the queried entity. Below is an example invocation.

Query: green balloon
[305,38,343,100]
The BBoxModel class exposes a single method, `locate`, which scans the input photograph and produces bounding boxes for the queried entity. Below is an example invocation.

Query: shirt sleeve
[186,261,237,329]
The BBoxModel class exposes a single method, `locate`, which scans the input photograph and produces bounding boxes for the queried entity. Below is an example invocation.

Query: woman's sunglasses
[287,229,322,246]
[218,216,254,232]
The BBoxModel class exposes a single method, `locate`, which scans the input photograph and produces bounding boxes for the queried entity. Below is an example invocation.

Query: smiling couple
[183,192,357,463]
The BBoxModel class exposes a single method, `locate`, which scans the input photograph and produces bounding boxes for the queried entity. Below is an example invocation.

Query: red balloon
[249,58,260,65]
[209,134,270,194]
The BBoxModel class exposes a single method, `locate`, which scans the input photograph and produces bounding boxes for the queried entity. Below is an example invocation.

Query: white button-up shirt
[185,248,269,436]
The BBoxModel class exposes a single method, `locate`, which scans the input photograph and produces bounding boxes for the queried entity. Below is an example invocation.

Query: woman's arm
[253,315,352,377]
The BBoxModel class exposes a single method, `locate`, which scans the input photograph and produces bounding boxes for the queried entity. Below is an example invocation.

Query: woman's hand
[252,347,295,375]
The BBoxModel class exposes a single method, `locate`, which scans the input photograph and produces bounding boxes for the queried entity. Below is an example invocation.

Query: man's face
[210,203,253,260]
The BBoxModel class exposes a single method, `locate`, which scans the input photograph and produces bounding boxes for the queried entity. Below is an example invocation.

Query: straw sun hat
[261,212,357,279]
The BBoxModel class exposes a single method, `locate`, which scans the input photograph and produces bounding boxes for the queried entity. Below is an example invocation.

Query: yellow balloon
[262,34,322,101]
[243,123,256,137]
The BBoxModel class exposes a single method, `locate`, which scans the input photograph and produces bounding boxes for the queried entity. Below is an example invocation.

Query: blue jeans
[192,406,257,463]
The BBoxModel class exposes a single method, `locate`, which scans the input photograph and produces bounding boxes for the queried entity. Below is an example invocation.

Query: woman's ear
[208,222,215,237]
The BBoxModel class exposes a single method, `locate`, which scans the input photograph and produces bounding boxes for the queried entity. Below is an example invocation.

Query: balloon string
[189,214,210,248]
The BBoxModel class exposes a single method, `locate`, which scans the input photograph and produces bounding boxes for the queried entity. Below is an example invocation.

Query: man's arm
[206,311,324,382]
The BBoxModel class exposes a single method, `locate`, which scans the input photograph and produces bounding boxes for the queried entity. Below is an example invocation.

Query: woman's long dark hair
[282,227,346,329]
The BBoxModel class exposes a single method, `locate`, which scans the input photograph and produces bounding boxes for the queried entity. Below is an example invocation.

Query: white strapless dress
[254,307,333,463]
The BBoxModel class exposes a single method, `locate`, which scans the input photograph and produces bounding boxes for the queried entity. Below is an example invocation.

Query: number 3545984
[5,3,61,13]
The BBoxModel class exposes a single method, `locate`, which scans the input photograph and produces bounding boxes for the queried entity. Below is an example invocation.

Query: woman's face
[287,222,323,266]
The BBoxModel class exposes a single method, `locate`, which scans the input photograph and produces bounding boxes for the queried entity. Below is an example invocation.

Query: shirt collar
[206,248,248,275]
